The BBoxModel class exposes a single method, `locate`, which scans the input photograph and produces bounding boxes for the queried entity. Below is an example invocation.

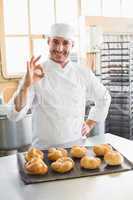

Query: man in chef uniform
[8,23,111,148]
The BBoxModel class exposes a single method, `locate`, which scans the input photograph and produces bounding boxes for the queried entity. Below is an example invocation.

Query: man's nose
[56,44,64,51]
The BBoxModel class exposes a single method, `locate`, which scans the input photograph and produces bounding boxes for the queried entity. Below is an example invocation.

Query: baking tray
[17,145,133,185]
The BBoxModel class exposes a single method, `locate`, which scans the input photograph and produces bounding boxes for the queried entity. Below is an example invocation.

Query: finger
[33,55,41,65]
[26,61,30,74]
[30,56,41,69]
[82,126,90,136]
[30,56,35,67]
[34,70,44,77]
[34,73,44,79]
[82,125,86,130]
[34,71,44,79]
[34,65,45,78]
[81,128,86,136]
[34,65,44,76]
[81,123,86,136]
[34,64,44,72]
[82,131,89,137]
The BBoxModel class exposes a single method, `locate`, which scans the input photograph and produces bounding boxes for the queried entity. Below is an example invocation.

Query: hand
[81,120,96,137]
[24,56,45,88]
[81,122,92,137]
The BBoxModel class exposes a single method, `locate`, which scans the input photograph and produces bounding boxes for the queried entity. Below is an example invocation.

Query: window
[81,0,102,16]
[30,0,55,34]
[81,0,133,18]
[2,0,132,78]
[102,0,121,17]
[5,37,29,75]
[0,0,80,78]
[121,0,133,18]
[56,0,78,28]
[0,0,54,77]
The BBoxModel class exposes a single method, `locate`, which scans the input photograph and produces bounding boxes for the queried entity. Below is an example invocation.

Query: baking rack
[101,33,133,139]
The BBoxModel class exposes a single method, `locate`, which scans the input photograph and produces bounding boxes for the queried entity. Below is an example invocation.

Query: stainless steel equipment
[0,114,32,150]
[101,34,133,139]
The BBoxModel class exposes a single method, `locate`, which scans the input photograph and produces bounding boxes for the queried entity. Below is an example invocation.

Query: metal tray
[17,145,133,185]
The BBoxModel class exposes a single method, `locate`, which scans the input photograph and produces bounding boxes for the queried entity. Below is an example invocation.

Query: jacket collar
[46,58,73,73]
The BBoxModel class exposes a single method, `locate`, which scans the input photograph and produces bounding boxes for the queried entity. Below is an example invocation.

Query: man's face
[48,37,74,65]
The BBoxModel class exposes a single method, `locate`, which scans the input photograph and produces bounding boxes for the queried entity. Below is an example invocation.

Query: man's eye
[53,40,59,44]
[63,41,69,45]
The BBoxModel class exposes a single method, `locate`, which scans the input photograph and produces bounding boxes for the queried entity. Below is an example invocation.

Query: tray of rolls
[17,144,133,184]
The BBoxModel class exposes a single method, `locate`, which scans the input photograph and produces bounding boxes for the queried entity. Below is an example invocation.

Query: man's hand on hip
[81,119,96,137]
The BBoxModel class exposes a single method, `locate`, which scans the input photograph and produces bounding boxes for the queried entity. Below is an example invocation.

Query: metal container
[0,114,32,150]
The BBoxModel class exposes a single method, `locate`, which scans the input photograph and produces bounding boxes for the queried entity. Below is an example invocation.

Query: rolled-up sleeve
[7,78,35,121]
[86,69,111,122]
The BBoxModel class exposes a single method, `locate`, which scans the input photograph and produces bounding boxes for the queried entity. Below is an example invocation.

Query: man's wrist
[22,84,30,93]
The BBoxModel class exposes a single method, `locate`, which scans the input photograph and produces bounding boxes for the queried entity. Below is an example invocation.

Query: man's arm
[7,78,35,121]
[14,84,30,112]
[7,56,45,121]
[14,55,44,112]
[86,69,111,121]
[81,67,111,137]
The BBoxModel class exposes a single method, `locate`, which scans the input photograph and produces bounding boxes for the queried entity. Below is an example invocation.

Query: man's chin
[52,58,67,64]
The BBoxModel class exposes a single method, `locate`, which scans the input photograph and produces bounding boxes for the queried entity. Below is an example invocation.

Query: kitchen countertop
[0,133,133,200]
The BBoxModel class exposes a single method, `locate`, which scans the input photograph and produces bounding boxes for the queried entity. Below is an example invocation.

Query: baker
[8,23,111,148]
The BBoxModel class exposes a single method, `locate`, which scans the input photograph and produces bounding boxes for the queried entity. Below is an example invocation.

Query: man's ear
[72,41,74,48]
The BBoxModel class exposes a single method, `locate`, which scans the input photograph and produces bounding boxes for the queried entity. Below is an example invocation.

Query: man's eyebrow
[64,39,72,43]
[52,38,59,42]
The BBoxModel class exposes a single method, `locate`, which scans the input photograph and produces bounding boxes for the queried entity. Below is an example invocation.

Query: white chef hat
[49,23,75,41]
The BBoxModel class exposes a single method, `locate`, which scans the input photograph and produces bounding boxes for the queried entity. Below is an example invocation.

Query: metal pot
[0,114,32,150]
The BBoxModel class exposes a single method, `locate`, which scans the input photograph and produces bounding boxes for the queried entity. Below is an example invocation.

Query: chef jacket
[8,59,111,147]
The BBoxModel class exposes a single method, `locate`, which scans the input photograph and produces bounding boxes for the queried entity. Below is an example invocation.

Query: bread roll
[104,151,124,166]
[25,157,48,175]
[51,157,74,173]
[70,145,88,158]
[80,156,101,169]
[25,147,44,161]
[93,144,112,156]
[48,147,68,161]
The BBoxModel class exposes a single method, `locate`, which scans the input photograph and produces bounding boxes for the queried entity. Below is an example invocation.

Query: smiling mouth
[55,52,63,55]
[54,53,65,59]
